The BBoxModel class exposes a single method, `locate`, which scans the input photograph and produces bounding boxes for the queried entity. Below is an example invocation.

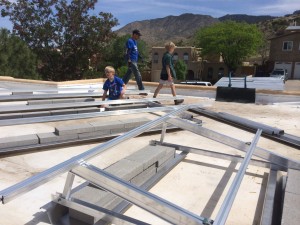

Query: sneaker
[153,101,161,104]
[174,99,184,105]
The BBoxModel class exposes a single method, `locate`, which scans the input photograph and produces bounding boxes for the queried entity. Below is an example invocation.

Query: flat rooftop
[0,79,299,225]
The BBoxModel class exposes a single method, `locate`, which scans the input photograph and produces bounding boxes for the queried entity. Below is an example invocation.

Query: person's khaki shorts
[159,79,174,86]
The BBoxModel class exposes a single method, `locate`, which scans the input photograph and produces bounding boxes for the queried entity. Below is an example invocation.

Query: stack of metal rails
[0,90,185,155]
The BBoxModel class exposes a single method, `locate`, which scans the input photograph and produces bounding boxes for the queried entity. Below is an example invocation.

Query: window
[218,67,225,79]
[282,41,293,51]
[208,67,213,79]
[153,53,159,63]
[183,53,189,63]
[173,53,178,62]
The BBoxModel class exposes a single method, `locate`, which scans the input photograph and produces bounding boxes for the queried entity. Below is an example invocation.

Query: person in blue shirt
[102,66,126,102]
[122,29,145,90]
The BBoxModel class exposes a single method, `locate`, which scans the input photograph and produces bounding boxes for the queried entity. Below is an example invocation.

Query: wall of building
[151,46,257,83]
[269,30,300,79]
[201,62,255,84]
[269,32,300,62]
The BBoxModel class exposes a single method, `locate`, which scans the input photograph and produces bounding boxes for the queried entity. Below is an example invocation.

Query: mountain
[258,12,300,38]
[116,13,218,46]
[219,14,276,24]
[115,12,299,46]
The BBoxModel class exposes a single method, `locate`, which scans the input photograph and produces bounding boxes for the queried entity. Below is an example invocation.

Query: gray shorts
[159,79,174,86]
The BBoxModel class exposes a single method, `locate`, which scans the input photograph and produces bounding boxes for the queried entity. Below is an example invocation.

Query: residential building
[269,26,300,79]
[202,59,255,84]
[151,46,255,84]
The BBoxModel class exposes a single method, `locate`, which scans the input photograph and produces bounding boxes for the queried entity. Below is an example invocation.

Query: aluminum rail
[0,97,184,113]
[55,152,188,225]
[0,92,102,102]
[260,168,278,225]
[189,107,300,149]
[0,104,196,204]
[0,90,150,102]
[218,112,284,135]
[0,106,180,127]
[0,87,146,93]
[213,129,262,225]
[72,162,205,225]
[107,152,189,219]
[0,126,179,156]
[53,198,151,225]
[150,141,280,171]
[189,108,283,135]
[167,118,300,170]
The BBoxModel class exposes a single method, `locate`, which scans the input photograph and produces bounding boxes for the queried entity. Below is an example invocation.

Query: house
[151,46,255,84]
[269,26,300,79]
[151,46,202,82]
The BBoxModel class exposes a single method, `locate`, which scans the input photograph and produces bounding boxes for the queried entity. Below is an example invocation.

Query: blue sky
[1,0,300,30]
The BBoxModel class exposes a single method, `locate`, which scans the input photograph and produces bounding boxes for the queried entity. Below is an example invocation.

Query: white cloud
[98,0,226,18]
[254,0,300,15]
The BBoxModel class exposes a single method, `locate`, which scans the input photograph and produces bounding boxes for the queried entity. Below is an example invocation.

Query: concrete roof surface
[0,80,299,225]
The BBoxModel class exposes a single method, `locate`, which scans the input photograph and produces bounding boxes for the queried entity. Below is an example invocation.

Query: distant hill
[219,14,276,24]
[258,12,300,38]
[116,11,300,46]
[116,13,218,46]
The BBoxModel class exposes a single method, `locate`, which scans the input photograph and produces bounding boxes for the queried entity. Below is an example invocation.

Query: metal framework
[1,104,300,225]
[189,107,300,149]
[0,90,150,102]
[0,105,180,127]
[0,97,184,114]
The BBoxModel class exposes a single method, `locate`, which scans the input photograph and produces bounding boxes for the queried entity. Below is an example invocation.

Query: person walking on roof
[122,29,145,90]
[153,41,183,105]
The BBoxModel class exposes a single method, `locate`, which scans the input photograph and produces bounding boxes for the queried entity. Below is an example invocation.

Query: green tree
[194,21,263,72]
[101,34,130,72]
[0,28,38,79]
[116,66,128,78]
[174,60,187,81]
[0,0,118,81]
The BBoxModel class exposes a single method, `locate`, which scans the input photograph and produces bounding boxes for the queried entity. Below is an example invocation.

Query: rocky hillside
[258,11,300,38]
[116,11,300,46]
[116,13,218,46]
[219,14,276,24]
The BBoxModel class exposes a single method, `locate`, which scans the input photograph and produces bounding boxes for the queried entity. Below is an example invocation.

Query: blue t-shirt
[103,76,124,100]
[126,38,139,62]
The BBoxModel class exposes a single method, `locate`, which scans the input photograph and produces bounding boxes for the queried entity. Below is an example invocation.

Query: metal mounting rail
[53,152,188,225]
[167,118,300,171]
[0,104,197,204]
[0,97,184,113]
[0,88,148,93]
[0,126,180,156]
[53,197,151,225]
[0,92,102,102]
[260,168,278,225]
[0,106,179,127]
[72,162,205,225]
[150,141,278,170]
[213,129,262,225]
[189,107,300,149]
[0,90,150,102]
